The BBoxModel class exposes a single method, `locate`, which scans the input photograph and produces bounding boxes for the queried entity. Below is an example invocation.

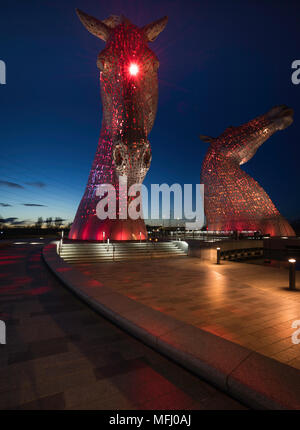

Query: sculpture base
[207,215,295,237]
[69,215,148,241]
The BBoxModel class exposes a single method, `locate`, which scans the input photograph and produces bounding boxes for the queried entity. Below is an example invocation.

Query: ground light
[288,258,296,290]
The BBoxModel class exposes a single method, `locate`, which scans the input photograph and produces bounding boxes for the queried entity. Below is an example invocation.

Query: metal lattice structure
[69,9,167,241]
[200,105,295,236]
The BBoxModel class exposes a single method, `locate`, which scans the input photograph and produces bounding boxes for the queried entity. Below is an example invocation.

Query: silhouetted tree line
[35,217,69,229]
[0,215,73,239]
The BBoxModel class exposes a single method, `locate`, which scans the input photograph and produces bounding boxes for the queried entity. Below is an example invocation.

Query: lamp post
[288,259,296,290]
[59,230,64,256]
[217,247,221,265]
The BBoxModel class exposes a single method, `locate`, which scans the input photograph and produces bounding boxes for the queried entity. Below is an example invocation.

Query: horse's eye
[129,63,139,76]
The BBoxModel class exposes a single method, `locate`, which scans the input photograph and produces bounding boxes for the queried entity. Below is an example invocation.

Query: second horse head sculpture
[200,105,295,236]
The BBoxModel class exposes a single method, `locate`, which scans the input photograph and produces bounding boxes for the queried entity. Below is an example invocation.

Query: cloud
[0,203,12,207]
[0,217,18,223]
[25,181,46,188]
[10,220,28,225]
[22,203,47,207]
[0,180,24,189]
[0,217,33,226]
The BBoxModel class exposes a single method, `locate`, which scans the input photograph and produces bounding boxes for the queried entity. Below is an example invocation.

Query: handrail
[220,247,263,260]
[57,238,63,256]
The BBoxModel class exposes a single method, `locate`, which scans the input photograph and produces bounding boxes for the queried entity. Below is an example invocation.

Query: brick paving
[0,240,244,410]
[76,257,300,370]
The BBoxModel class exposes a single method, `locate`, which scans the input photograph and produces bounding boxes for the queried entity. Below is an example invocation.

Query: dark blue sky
[0,0,299,224]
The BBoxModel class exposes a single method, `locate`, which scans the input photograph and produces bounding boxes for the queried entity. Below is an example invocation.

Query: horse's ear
[76,9,111,42]
[199,135,215,143]
[143,16,168,42]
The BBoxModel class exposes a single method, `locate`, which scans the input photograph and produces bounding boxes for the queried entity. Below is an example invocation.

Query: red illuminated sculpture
[69,10,167,240]
[200,105,295,236]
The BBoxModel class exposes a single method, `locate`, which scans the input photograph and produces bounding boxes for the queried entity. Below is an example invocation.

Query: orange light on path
[129,63,139,76]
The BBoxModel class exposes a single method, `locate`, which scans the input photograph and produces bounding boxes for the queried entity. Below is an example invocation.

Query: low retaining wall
[0,240,12,249]
[187,239,263,262]
[188,246,217,261]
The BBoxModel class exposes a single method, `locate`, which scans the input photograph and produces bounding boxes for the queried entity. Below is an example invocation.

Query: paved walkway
[0,240,244,410]
[76,257,300,370]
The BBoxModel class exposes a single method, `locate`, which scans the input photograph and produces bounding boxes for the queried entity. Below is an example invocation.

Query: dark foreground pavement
[0,239,245,410]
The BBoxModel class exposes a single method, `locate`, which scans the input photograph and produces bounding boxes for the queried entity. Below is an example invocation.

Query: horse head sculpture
[69,10,167,240]
[200,105,295,236]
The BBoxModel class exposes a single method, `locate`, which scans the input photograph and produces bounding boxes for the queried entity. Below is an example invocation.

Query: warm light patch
[129,63,139,76]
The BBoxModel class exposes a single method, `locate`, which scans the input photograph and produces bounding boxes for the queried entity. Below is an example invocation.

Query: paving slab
[157,324,251,390]
[43,244,300,409]
[75,255,300,369]
[1,240,246,410]
[228,352,300,410]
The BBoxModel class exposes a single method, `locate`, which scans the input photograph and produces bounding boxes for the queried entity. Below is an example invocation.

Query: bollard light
[288,259,296,290]
[139,231,142,243]
[217,247,221,265]
[103,231,105,243]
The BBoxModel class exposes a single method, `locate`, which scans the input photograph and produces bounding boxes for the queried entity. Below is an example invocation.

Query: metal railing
[57,239,63,256]
[220,247,263,261]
